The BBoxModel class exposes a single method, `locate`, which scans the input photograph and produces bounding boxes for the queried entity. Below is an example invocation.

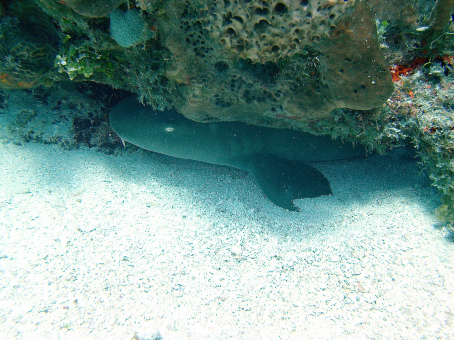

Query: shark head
[109,96,217,159]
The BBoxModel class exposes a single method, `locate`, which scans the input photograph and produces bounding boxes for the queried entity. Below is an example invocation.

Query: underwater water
[1,0,454,338]
[0,90,453,340]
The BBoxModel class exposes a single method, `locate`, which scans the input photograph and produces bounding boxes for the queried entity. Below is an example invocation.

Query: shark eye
[165,126,174,132]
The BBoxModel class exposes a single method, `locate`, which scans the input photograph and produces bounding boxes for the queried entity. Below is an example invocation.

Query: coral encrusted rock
[110,8,153,47]
[208,0,356,63]
[0,2,60,89]
[63,0,124,18]
[155,0,393,126]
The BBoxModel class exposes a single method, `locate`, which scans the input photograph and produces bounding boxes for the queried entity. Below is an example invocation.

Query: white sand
[0,140,453,339]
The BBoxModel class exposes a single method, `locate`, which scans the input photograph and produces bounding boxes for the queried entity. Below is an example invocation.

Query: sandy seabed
[0,140,453,340]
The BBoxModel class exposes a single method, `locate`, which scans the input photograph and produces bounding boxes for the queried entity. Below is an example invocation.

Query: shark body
[110,96,365,211]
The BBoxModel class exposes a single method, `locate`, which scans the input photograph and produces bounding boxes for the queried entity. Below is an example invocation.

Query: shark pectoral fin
[247,154,333,212]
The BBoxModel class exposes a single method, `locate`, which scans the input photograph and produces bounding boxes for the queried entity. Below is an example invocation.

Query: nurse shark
[110,96,365,211]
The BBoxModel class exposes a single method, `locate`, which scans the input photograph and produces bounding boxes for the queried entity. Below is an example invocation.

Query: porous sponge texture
[0,3,59,89]
[209,0,356,63]
[110,8,152,47]
[157,0,392,125]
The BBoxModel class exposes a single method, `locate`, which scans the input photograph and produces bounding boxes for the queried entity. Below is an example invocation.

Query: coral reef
[367,0,419,25]
[110,8,153,47]
[317,1,393,111]
[326,54,454,229]
[430,0,454,30]
[0,1,60,89]
[60,0,125,18]
[2,0,453,227]
[208,0,356,63]
[156,0,392,125]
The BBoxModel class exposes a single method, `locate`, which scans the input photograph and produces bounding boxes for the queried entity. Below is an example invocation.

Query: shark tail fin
[247,154,333,212]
